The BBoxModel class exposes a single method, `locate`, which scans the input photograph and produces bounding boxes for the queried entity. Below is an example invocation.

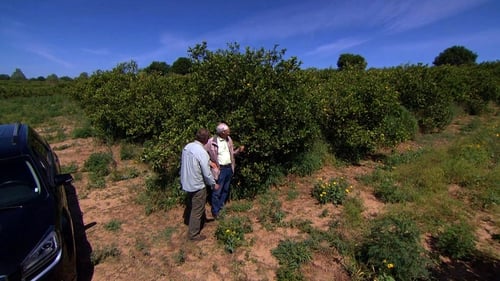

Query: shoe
[190,234,206,241]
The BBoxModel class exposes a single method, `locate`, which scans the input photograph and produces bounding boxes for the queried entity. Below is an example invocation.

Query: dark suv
[0,123,77,281]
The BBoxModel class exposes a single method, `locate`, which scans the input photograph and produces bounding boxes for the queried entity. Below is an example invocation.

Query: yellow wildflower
[387,263,394,269]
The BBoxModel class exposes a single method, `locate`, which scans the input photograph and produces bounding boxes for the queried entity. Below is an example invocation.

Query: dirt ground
[52,132,499,281]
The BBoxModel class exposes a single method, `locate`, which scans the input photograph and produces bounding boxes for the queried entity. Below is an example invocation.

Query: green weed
[436,221,476,259]
[225,200,253,213]
[312,177,352,205]
[120,142,141,160]
[358,214,430,281]
[91,244,121,265]
[83,152,114,176]
[72,123,95,138]
[173,249,186,265]
[104,219,122,232]
[110,166,139,182]
[256,191,286,230]
[60,161,78,174]
[272,239,312,281]
[215,216,253,253]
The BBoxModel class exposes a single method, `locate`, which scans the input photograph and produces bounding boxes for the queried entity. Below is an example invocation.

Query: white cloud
[81,48,110,55]
[26,45,73,68]
[306,37,370,56]
[196,0,489,47]
[378,0,489,33]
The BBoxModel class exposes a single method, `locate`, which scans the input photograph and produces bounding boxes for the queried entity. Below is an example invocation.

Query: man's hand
[214,183,220,191]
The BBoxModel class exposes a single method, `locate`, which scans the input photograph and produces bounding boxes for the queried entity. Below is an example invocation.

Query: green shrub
[317,70,406,161]
[287,138,329,176]
[358,214,429,281]
[83,152,114,177]
[436,221,476,259]
[312,177,352,205]
[120,142,140,160]
[374,177,413,203]
[392,65,454,133]
[215,216,252,253]
[189,43,320,197]
[72,123,95,138]
[84,152,114,189]
[272,239,312,281]
[87,172,106,189]
[379,105,418,147]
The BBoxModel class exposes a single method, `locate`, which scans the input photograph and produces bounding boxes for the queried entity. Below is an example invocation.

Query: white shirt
[180,141,216,192]
[217,137,231,165]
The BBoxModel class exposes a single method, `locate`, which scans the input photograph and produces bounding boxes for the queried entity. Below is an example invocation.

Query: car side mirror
[55,174,73,185]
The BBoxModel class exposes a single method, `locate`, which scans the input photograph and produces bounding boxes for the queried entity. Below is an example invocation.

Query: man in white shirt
[205,123,244,219]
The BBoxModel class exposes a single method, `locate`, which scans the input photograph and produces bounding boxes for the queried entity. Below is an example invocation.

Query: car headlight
[22,229,62,280]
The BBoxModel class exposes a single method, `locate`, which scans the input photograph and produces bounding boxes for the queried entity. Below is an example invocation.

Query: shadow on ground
[66,183,95,281]
[431,253,499,281]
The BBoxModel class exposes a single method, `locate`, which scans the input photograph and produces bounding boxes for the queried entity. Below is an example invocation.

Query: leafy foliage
[358,214,430,281]
[312,177,352,205]
[187,42,320,197]
[433,45,477,66]
[316,69,414,161]
[0,80,74,98]
[436,221,476,259]
[256,191,286,230]
[10,68,27,81]
[272,239,312,281]
[143,61,170,75]
[337,53,367,71]
[83,152,114,177]
[215,216,253,253]
[170,57,192,75]
[391,65,454,133]
[68,42,500,210]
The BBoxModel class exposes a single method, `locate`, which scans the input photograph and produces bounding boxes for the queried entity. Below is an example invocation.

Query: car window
[0,157,41,207]
[28,128,57,183]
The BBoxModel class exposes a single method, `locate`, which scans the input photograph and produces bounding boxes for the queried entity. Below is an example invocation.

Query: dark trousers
[211,166,233,216]
[186,188,207,239]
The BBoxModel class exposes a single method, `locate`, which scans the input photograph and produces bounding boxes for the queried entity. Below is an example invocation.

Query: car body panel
[0,123,77,281]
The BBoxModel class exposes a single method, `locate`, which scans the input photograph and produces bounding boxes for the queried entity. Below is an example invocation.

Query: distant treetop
[337,53,367,71]
[11,68,27,81]
[433,45,477,66]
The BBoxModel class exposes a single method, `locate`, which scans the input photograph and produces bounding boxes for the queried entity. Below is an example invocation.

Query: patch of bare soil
[52,126,498,281]
[55,138,360,281]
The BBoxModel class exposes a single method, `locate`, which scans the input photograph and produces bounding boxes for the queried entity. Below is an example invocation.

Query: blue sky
[1,0,499,78]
